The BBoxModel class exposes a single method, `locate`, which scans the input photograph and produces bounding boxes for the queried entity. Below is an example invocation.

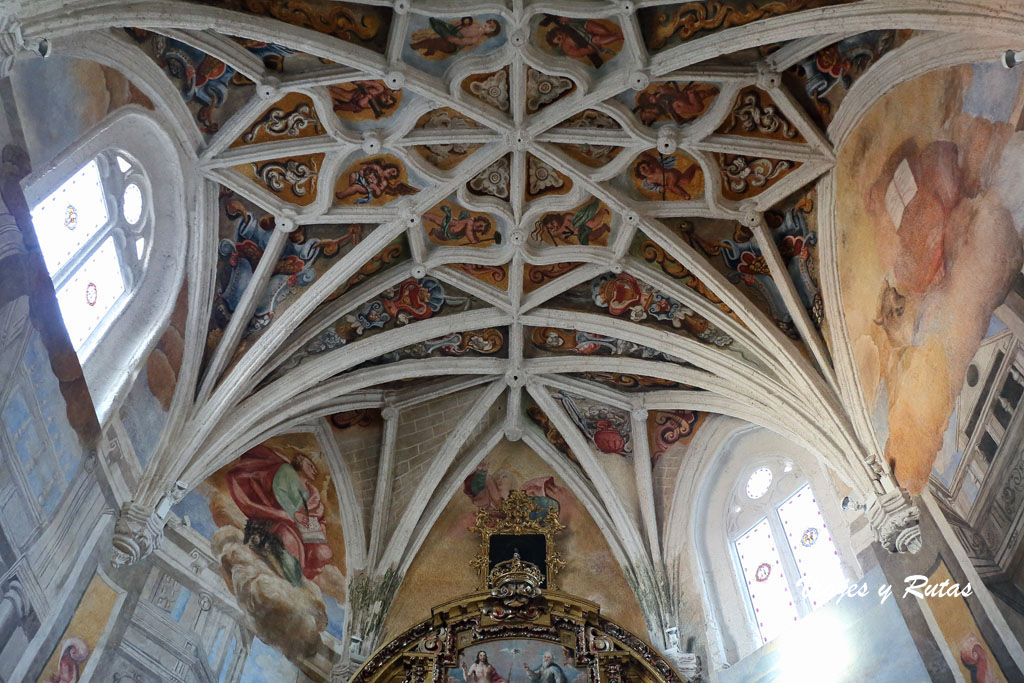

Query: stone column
[0,579,28,645]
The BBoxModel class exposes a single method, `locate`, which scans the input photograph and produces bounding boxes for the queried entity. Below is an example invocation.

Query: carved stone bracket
[0,15,47,80]
[111,501,164,567]
[867,488,922,554]
[663,650,702,683]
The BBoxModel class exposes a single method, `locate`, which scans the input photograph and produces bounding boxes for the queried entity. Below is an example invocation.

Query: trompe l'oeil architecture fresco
[3,1,1024,682]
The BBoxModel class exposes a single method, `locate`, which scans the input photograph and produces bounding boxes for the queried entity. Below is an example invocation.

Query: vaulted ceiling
[23,0,1024,660]
[92,5,890,579]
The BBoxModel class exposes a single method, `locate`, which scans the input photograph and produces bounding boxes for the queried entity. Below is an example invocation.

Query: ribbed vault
[14,0,1024,675]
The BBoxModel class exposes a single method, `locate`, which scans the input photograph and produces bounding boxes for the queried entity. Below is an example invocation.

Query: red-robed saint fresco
[226,445,333,586]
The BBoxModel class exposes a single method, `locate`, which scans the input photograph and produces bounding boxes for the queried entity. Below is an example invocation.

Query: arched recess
[664,416,860,668]
[818,33,1024,493]
[20,106,189,422]
[380,437,651,644]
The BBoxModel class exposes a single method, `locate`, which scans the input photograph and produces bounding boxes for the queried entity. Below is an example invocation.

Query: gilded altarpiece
[352,492,687,683]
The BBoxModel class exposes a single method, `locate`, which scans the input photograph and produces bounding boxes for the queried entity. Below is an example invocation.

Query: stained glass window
[777,484,846,607]
[735,517,799,645]
[54,237,126,350]
[745,466,772,499]
[731,468,848,649]
[29,151,150,356]
[30,159,108,274]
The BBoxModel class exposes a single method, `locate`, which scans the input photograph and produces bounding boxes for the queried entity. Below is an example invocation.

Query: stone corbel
[111,482,188,567]
[666,652,702,683]
[662,627,702,682]
[0,16,47,80]
[111,501,165,567]
[867,488,922,554]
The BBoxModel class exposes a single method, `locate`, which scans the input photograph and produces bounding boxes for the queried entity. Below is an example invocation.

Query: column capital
[867,488,922,554]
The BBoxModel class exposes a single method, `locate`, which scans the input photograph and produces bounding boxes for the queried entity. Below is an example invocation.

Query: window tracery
[21,108,187,424]
[29,150,152,355]
[728,465,846,646]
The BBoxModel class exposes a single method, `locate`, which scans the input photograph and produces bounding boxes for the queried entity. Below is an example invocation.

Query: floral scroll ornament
[254,158,318,197]
[420,109,474,167]
[469,69,510,111]
[555,390,633,456]
[469,157,511,199]
[721,88,798,139]
[241,102,321,143]
[526,68,574,112]
[719,155,792,196]
[561,110,621,166]
[527,157,565,195]
[651,410,699,462]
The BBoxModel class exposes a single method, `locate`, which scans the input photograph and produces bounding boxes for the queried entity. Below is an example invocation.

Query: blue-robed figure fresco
[214,194,360,335]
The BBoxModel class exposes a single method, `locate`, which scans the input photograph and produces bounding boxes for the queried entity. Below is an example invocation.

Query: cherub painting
[334,156,417,205]
[424,201,501,247]
[532,198,612,247]
[633,81,719,126]
[631,151,703,201]
[328,80,401,120]
[410,17,502,59]
[537,16,623,68]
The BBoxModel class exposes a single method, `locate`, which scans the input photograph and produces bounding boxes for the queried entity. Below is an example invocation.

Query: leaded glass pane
[735,517,799,645]
[745,466,772,499]
[123,183,143,224]
[55,236,125,350]
[30,159,109,276]
[777,483,846,608]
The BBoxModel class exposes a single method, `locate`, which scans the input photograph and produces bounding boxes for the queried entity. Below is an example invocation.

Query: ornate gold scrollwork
[468,490,566,589]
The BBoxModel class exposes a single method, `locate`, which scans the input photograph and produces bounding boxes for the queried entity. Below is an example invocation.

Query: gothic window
[29,151,151,355]
[730,465,846,646]
[21,109,187,423]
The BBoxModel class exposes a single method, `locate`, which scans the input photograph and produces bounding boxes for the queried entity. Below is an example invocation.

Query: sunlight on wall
[779,611,852,682]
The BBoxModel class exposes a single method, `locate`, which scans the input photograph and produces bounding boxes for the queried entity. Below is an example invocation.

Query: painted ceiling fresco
[85,0,1024,675]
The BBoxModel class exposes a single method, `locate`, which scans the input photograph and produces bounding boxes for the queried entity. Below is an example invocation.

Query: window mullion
[49,216,120,288]
[768,507,810,617]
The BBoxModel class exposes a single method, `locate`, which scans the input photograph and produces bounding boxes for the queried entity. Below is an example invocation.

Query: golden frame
[468,490,567,589]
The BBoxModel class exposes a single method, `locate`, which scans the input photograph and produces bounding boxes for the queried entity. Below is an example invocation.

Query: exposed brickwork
[331,411,384,545]
[437,393,508,486]
[652,438,687,535]
[385,386,489,539]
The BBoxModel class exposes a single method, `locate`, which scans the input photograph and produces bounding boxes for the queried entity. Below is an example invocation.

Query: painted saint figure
[226,446,333,587]
[524,651,566,683]
[633,81,718,126]
[411,17,501,58]
[462,462,515,508]
[461,650,508,683]
[425,205,499,245]
[534,198,611,246]
[633,152,700,200]
[328,80,399,118]
[540,16,623,68]
[335,158,417,205]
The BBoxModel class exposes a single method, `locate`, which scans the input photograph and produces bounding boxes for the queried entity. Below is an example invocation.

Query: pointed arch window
[22,108,187,424]
[29,151,151,356]
[730,465,846,646]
